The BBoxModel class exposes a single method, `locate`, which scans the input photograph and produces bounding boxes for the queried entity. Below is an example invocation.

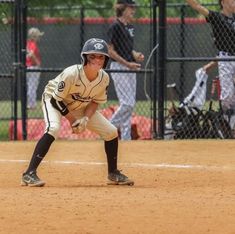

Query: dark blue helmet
[81,38,109,68]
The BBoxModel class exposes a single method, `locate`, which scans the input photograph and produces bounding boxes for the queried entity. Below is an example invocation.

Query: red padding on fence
[9,106,152,140]
[26,17,206,25]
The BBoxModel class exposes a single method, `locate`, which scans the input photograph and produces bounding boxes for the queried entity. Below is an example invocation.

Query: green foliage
[25,0,221,18]
[27,0,152,18]
[27,0,112,8]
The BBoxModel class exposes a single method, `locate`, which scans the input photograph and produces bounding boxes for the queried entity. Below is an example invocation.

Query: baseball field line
[0,159,234,171]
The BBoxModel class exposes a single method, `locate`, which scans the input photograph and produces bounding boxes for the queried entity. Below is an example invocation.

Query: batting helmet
[81,38,109,68]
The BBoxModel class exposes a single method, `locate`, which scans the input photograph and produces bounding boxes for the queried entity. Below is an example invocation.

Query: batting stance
[21,38,134,187]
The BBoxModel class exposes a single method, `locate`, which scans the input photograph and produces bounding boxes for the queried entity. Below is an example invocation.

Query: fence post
[80,6,85,56]
[12,0,20,140]
[20,0,27,140]
[179,5,186,101]
[152,0,158,139]
[157,0,166,139]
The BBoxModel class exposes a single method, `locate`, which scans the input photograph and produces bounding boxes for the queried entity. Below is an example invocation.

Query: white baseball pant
[27,66,40,108]
[218,52,235,110]
[110,62,136,140]
[41,94,118,141]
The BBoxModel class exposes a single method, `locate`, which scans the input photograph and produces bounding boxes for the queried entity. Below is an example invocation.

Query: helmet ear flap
[103,57,109,69]
[81,54,88,66]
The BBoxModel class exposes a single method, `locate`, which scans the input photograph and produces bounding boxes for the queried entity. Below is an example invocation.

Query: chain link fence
[0,1,15,140]
[1,1,233,141]
[165,1,235,139]
[0,0,154,140]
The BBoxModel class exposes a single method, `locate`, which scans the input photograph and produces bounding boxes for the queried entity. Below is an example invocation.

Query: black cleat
[107,169,134,186]
[21,171,45,187]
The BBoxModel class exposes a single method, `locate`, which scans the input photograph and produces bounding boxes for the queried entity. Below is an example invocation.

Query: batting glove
[72,116,89,134]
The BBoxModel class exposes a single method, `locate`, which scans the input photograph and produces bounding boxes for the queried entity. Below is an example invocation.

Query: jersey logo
[94,43,104,50]
[128,28,134,37]
[71,93,92,102]
[58,81,65,92]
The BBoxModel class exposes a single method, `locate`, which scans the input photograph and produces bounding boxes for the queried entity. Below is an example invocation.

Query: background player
[107,0,144,140]
[26,27,44,109]
[186,0,235,128]
[21,38,134,187]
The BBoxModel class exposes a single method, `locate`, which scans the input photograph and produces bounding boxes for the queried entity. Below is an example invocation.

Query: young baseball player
[21,38,134,187]
[186,0,235,127]
[107,0,144,140]
[26,27,44,109]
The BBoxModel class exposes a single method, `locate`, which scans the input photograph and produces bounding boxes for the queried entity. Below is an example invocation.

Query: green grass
[0,120,10,140]
[0,99,221,140]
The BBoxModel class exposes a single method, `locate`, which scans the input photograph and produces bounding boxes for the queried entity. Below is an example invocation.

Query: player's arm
[27,50,41,66]
[186,0,209,17]
[84,101,99,119]
[50,96,77,126]
[71,101,98,134]
[203,61,218,73]
[50,97,69,116]
[108,44,129,66]
[108,44,141,70]
[50,96,86,133]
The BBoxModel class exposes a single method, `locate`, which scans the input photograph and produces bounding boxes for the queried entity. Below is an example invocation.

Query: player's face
[123,5,136,22]
[222,0,235,13]
[87,53,105,70]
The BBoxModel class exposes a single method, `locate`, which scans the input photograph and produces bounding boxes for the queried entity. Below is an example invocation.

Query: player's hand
[133,51,145,63]
[127,61,141,70]
[72,116,89,134]
[27,50,34,58]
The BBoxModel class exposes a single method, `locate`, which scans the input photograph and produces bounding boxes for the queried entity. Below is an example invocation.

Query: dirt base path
[0,140,235,234]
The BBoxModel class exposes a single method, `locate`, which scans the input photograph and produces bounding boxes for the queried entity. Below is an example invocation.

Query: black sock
[25,133,55,174]
[104,137,118,173]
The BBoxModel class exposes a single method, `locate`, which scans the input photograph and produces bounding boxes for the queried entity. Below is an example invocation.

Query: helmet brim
[81,51,109,58]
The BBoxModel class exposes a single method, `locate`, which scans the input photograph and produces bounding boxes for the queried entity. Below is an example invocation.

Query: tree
[27,0,151,18]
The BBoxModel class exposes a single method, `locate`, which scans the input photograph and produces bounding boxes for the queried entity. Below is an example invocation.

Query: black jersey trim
[42,94,50,133]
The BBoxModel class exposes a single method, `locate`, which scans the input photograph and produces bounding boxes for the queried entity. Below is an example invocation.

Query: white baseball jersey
[42,64,117,141]
[44,64,109,109]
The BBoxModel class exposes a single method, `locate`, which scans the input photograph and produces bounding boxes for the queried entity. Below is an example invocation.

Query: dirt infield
[0,140,235,234]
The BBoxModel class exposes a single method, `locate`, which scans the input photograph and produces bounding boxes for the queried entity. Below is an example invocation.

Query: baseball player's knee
[46,122,60,139]
[103,124,118,141]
